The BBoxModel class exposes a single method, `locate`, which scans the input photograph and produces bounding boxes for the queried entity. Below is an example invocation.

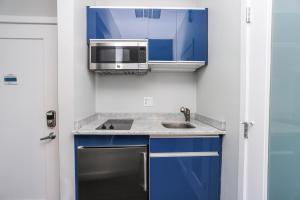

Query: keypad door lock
[46,110,56,128]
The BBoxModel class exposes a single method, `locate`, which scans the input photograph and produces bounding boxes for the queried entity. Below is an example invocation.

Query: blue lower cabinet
[149,137,222,200]
[74,136,221,200]
[150,156,221,200]
[150,137,221,153]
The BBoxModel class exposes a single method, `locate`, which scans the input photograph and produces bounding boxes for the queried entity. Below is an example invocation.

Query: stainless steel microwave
[89,39,149,75]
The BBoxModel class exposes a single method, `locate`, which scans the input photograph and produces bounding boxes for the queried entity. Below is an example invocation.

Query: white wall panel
[74,0,96,120]
[57,0,75,198]
[96,72,197,113]
[196,1,241,200]
[0,0,57,17]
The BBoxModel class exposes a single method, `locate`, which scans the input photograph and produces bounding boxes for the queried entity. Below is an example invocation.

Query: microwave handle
[138,47,147,63]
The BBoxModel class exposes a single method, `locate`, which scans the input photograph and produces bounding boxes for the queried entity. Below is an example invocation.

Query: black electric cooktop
[96,119,134,130]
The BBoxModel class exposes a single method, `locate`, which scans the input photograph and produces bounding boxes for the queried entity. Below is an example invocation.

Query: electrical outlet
[144,97,153,107]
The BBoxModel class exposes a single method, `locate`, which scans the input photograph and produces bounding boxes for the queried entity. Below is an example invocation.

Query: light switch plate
[144,97,153,107]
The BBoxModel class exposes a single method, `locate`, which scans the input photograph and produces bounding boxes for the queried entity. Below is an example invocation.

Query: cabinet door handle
[150,152,219,158]
[142,152,147,192]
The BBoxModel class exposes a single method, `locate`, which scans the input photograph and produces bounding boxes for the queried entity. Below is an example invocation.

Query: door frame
[0,21,60,199]
[238,0,273,199]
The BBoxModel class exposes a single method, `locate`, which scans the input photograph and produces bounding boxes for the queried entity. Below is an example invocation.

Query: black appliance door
[78,146,148,200]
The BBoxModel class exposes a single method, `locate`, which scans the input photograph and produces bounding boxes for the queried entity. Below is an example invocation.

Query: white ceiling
[94,0,202,8]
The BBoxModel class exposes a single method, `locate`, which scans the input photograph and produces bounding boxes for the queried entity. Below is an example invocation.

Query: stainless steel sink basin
[162,122,196,129]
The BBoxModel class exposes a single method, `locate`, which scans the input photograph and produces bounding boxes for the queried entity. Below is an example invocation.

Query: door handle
[40,132,56,141]
[241,121,254,139]
[142,152,147,192]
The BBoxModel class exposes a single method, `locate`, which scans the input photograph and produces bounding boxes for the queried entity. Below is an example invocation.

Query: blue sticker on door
[4,74,18,85]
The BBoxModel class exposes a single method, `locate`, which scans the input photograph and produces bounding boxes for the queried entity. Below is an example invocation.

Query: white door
[239,0,273,200]
[0,24,59,200]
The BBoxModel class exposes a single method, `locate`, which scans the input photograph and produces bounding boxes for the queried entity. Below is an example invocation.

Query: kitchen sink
[162,122,196,129]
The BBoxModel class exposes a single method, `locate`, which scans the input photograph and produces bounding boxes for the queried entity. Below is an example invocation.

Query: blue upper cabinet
[87,7,148,40]
[176,9,208,62]
[148,9,177,61]
[87,7,208,63]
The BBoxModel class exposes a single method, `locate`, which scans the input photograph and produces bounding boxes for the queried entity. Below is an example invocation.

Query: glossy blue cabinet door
[87,7,148,40]
[176,9,208,62]
[148,9,177,61]
[150,137,221,153]
[149,137,221,200]
[150,156,221,200]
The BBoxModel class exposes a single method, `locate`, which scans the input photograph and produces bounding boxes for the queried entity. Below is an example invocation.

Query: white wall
[74,0,96,120]
[96,72,197,113]
[57,0,97,199]
[0,0,57,17]
[57,0,75,199]
[197,1,241,200]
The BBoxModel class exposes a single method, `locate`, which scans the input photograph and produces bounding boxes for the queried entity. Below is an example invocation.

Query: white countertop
[73,116,225,136]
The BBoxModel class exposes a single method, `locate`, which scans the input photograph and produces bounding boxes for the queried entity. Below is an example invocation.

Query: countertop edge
[72,130,226,136]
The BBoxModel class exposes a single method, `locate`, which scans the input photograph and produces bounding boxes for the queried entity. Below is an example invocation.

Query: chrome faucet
[180,107,191,122]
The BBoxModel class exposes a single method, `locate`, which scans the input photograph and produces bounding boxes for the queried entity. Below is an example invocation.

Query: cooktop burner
[96,119,134,130]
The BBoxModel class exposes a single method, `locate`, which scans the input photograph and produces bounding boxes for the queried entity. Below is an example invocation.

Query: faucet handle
[180,107,186,112]
[180,106,191,122]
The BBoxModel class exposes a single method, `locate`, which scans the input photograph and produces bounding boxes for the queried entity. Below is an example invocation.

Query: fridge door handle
[142,152,147,192]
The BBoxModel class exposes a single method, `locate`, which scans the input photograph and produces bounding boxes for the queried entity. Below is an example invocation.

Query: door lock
[46,110,56,128]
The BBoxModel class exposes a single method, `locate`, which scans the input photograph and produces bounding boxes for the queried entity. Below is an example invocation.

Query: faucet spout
[180,107,191,122]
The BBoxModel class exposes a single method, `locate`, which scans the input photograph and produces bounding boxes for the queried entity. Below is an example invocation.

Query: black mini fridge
[77,146,148,200]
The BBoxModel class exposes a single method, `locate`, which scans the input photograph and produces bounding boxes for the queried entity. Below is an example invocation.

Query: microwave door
[91,46,116,63]
[89,40,148,73]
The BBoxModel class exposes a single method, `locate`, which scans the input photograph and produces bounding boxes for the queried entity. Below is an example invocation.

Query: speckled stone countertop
[73,113,226,136]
